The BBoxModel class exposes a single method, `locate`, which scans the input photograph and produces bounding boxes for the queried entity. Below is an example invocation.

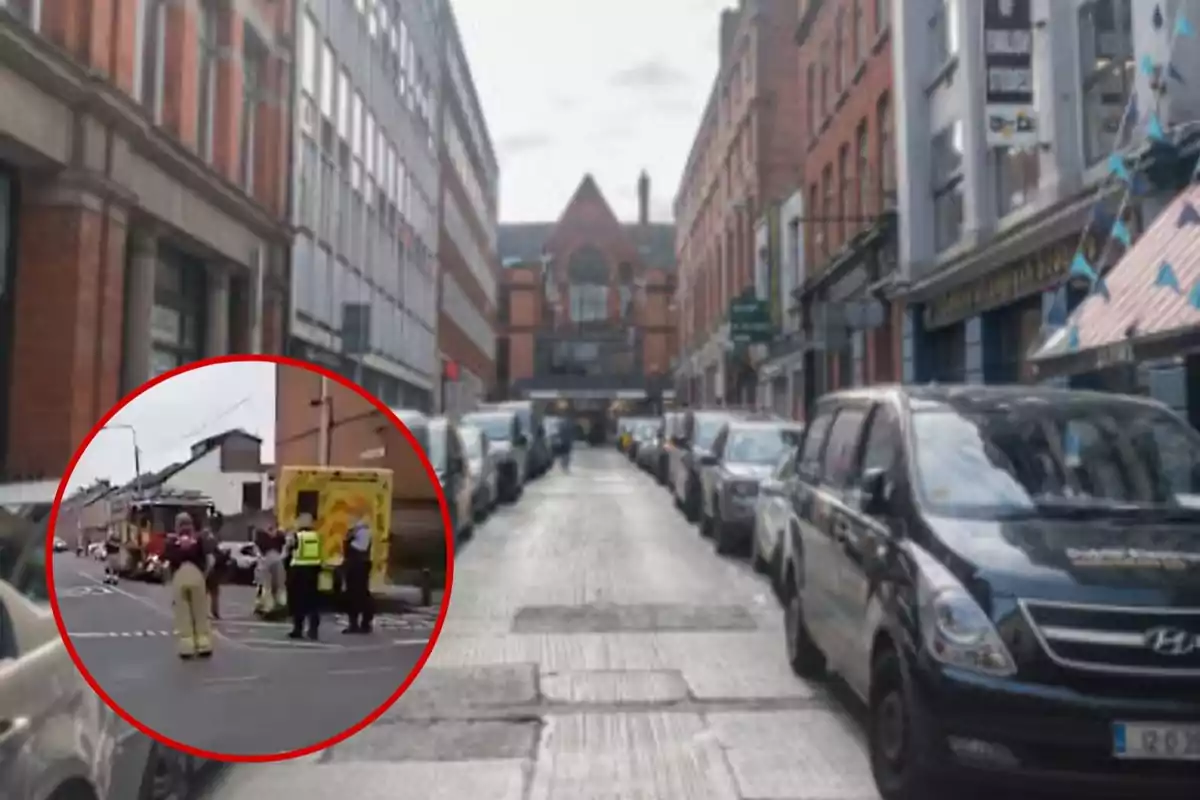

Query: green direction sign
[729,290,773,344]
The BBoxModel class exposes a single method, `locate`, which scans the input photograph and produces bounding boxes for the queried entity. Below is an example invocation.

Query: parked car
[460,423,499,520]
[635,418,665,473]
[752,446,800,595]
[655,412,683,486]
[698,419,804,554]
[669,409,745,521]
[780,385,1200,799]
[52,536,67,552]
[1,508,220,800]
[218,541,260,584]
[427,416,475,540]
[462,409,527,503]
[485,401,550,479]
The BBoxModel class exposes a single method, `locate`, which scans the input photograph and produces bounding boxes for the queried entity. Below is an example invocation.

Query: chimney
[637,170,650,225]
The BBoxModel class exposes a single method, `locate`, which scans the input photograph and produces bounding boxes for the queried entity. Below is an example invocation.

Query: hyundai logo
[1143,626,1200,657]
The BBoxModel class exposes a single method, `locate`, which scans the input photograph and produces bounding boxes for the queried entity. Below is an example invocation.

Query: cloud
[610,59,690,91]
[499,132,555,155]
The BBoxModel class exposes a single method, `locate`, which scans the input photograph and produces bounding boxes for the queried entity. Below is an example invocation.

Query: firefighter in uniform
[165,511,213,658]
[286,513,322,640]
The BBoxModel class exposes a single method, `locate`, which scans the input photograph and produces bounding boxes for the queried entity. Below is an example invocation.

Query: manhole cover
[511,603,757,634]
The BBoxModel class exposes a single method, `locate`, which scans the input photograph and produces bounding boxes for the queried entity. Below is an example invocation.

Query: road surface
[200,449,884,798]
[53,553,438,756]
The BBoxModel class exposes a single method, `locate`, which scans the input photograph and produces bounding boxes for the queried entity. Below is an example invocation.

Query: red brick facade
[1,1,292,480]
[499,176,676,392]
[674,0,806,356]
[798,0,898,386]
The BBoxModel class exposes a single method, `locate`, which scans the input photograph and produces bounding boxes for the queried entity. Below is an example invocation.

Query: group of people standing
[253,513,377,642]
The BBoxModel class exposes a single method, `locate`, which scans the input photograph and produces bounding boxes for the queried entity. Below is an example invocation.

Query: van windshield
[912,400,1200,518]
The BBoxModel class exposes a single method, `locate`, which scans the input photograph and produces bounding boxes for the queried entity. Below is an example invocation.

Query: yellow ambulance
[275,466,394,592]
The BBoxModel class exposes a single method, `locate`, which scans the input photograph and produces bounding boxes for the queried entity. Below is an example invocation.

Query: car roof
[819,383,1166,414]
[726,419,803,431]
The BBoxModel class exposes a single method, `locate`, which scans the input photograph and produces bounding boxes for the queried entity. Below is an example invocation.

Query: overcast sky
[65,362,276,495]
[455,0,729,223]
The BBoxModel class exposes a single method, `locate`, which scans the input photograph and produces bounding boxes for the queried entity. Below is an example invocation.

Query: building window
[196,0,218,162]
[821,164,833,259]
[1078,0,1134,166]
[852,0,865,65]
[820,43,830,115]
[875,0,889,32]
[299,13,317,133]
[566,247,610,324]
[240,28,266,193]
[337,69,350,141]
[837,144,850,243]
[136,0,165,121]
[877,93,893,197]
[351,90,363,192]
[856,120,870,217]
[320,41,335,120]
[930,0,958,72]
[931,120,965,252]
[993,146,1041,217]
[834,10,845,92]
[806,63,817,135]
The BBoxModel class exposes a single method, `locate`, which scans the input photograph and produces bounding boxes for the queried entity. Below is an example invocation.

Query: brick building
[0,1,291,480]
[673,0,806,408]
[792,0,899,417]
[435,2,499,416]
[496,174,676,414]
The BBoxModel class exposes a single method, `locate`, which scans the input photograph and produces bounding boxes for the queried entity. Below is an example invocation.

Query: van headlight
[916,552,1016,677]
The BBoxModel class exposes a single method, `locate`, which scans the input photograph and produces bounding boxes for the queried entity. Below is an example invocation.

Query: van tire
[868,648,941,800]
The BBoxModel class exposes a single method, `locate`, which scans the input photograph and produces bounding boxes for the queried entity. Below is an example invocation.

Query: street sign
[729,290,773,344]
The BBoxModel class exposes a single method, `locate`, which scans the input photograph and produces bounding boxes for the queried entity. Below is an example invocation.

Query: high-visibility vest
[290,530,322,567]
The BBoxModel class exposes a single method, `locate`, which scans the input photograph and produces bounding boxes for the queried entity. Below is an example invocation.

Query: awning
[1030,184,1200,378]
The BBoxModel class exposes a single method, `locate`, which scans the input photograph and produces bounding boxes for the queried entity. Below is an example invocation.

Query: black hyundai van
[780,385,1200,799]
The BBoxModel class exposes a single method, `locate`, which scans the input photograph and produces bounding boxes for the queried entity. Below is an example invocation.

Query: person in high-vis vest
[286,513,322,640]
[165,512,213,658]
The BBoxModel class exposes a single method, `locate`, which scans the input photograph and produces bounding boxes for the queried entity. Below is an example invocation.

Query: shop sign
[925,233,1103,330]
[983,0,1037,147]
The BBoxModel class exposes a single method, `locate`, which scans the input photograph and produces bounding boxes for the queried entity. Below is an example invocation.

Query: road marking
[57,585,117,598]
[70,630,174,638]
[202,675,262,685]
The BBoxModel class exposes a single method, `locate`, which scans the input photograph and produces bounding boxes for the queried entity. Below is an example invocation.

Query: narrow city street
[53,554,438,756]
[202,448,881,799]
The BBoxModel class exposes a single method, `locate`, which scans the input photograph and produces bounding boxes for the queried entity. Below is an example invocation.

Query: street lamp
[103,424,142,498]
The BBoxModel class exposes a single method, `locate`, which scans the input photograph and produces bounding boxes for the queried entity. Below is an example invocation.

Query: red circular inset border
[46,353,455,763]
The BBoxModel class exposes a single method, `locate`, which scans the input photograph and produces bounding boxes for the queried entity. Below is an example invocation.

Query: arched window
[566,246,609,323]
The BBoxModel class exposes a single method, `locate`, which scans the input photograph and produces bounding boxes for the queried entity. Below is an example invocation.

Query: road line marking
[202,675,262,685]
[70,630,173,639]
[391,637,433,646]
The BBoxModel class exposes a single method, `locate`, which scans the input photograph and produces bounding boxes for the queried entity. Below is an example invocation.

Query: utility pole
[316,377,331,467]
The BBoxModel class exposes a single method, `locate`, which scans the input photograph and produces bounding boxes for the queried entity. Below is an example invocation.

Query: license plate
[1113,722,1200,760]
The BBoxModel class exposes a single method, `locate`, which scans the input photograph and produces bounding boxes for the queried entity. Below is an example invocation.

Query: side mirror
[698,453,718,467]
[861,467,891,517]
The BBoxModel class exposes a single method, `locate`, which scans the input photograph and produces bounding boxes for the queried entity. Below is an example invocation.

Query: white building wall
[161,449,272,518]
[895,0,1200,285]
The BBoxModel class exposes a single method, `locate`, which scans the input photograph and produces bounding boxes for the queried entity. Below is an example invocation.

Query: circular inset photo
[47,355,454,761]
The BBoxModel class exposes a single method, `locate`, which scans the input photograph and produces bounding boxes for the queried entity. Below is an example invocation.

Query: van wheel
[869,648,940,800]
[783,571,826,678]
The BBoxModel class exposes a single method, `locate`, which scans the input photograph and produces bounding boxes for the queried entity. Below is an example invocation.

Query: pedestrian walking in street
[286,512,322,640]
[103,529,121,585]
[253,525,288,619]
[165,512,213,659]
[342,516,374,634]
[560,417,575,472]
